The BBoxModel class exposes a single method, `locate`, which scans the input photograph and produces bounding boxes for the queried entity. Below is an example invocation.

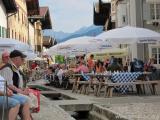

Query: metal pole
[5,81,8,120]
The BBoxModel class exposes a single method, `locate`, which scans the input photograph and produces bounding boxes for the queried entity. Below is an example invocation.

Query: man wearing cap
[0,50,31,120]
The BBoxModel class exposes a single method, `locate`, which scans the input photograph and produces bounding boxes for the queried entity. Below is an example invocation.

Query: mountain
[43,30,70,41]
[43,25,103,43]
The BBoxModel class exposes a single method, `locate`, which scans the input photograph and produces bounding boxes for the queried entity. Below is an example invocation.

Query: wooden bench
[72,78,99,95]
[79,81,100,95]
[104,80,159,97]
[79,81,90,94]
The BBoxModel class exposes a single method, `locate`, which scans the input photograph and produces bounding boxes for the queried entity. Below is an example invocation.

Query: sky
[39,0,110,33]
[39,0,95,33]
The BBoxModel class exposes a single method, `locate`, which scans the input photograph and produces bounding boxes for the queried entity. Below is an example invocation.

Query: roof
[27,6,52,29]
[40,7,48,17]
[39,7,52,29]
[2,0,17,13]
[26,0,40,16]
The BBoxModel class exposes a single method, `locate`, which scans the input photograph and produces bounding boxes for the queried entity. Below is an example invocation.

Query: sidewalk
[32,95,75,120]
[29,79,160,120]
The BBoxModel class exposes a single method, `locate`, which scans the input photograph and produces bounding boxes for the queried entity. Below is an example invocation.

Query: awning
[87,48,128,60]
[39,7,52,29]
[2,0,17,13]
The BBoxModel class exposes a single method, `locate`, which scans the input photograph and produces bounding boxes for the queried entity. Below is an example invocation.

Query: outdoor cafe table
[110,72,143,93]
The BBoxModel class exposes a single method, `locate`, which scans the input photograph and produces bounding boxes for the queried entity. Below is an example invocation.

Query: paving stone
[105,103,160,120]
[29,79,160,120]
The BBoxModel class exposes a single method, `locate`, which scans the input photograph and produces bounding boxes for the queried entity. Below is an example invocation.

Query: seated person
[45,67,54,82]
[95,60,105,73]
[73,61,89,73]
[0,50,31,120]
[104,58,109,70]
[144,58,156,72]
[87,54,95,72]
[107,58,122,72]
[57,64,68,86]
[73,61,89,81]
[130,58,144,72]
[0,75,29,120]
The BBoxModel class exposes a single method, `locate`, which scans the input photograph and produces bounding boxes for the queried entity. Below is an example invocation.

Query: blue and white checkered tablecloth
[111,72,142,93]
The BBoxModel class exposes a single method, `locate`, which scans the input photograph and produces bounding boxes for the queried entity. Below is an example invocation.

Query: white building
[0,0,7,38]
[0,0,17,38]
[112,0,160,67]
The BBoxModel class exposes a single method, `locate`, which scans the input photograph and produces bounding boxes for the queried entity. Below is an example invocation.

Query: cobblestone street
[29,79,160,120]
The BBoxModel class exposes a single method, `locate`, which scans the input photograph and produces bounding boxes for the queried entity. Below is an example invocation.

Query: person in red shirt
[87,54,95,72]
[31,61,37,70]
[74,61,89,73]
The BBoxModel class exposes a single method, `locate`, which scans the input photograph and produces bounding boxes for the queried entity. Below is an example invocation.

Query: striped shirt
[0,76,5,91]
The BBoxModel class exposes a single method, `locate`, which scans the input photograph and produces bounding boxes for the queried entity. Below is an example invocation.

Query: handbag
[28,89,40,113]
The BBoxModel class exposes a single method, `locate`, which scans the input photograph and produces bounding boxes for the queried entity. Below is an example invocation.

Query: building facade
[34,20,42,52]
[28,22,35,50]
[26,0,52,53]
[111,0,160,67]
[94,0,160,67]
[0,0,7,38]
[7,0,29,44]
[0,0,17,38]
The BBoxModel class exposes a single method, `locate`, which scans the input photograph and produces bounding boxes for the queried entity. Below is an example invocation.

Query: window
[150,3,160,20]
[3,28,6,38]
[12,30,14,38]
[15,32,16,39]
[156,4,160,19]
[22,13,23,24]
[2,27,4,38]
[0,26,1,37]
[8,28,10,38]
[151,47,160,64]
[18,11,20,21]
[122,15,126,23]
[150,4,155,19]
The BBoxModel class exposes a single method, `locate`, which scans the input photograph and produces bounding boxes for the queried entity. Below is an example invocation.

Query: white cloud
[39,0,95,32]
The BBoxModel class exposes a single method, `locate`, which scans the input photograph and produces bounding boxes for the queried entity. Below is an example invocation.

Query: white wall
[117,3,128,27]
[0,0,7,28]
[129,0,137,26]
